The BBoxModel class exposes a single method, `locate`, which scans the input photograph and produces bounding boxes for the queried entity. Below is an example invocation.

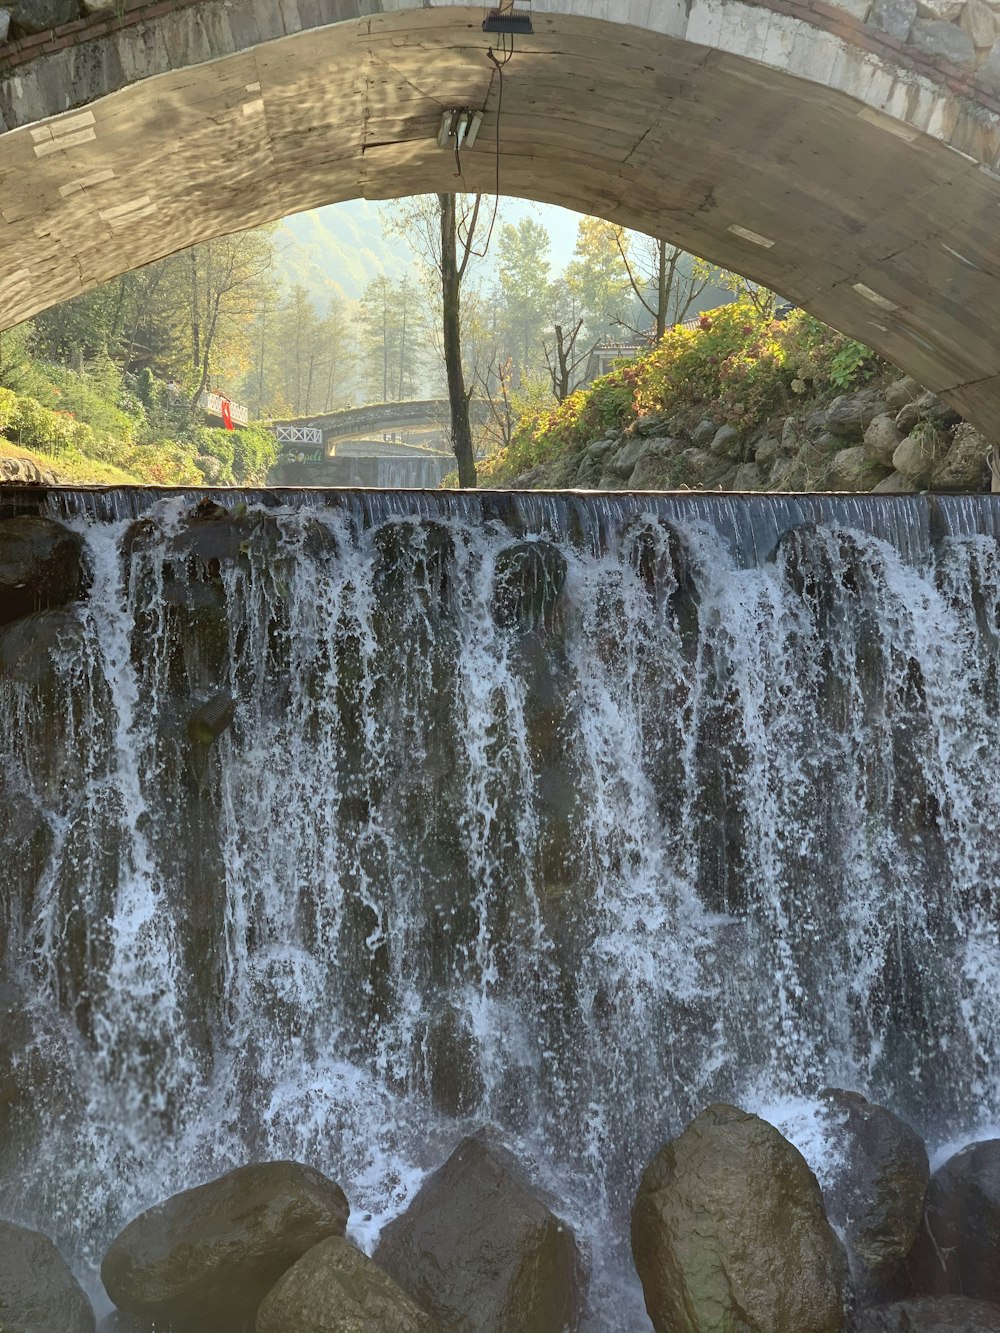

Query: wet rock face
[100,1160,349,1329]
[817,1088,928,1294]
[905,1139,1000,1303]
[256,1236,439,1333]
[492,541,567,634]
[0,516,85,627]
[631,1103,848,1333]
[0,1218,95,1332]
[375,1129,587,1333]
[857,1296,1000,1331]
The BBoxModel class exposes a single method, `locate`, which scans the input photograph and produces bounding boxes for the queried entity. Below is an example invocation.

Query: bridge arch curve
[3,1,1000,435]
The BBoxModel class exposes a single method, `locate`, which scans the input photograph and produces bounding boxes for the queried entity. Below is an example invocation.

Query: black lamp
[483,2,533,34]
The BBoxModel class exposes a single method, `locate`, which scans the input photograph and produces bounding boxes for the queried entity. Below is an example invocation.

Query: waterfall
[1,487,999,1326]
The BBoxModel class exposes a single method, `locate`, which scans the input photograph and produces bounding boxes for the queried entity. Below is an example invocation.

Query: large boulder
[0,516,85,627]
[828,446,890,492]
[605,435,650,480]
[931,422,989,491]
[825,391,886,440]
[884,376,923,412]
[905,1139,1000,1302]
[0,456,59,484]
[101,1161,349,1329]
[375,1129,587,1333]
[857,1296,1000,1330]
[863,414,904,468]
[816,1089,928,1294]
[631,1103,848,1333]
[256,1236,438,1333]
[893,429,940,483]
[895,391,961,435]
[0,1218,94,1332]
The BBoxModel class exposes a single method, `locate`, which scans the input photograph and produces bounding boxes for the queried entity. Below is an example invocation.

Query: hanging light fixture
[483,1,533,35]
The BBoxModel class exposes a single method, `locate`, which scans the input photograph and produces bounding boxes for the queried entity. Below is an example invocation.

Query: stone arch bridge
[3,0,1000,436]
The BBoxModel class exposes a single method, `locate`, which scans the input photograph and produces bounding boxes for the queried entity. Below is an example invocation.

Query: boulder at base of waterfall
[856,1296,1000,1330]
[0,516,85,627]
[374,1128,587,1333]
[892,430,939,483]
[256,1236,439,1333]
[904,1139,1000,1302]
[817,1088,929,1294]
[0,1218,95,1332]
[631,1103,848,1333]
[101,1161,349,1329]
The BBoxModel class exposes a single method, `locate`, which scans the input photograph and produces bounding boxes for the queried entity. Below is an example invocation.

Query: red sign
[220,398,234,431]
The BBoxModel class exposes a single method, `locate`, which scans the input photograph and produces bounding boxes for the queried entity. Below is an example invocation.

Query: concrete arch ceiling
[3,1,1000,434]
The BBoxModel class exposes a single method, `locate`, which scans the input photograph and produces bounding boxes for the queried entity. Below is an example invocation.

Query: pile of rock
[2,1100,1000,1331]
[534,375,993,497]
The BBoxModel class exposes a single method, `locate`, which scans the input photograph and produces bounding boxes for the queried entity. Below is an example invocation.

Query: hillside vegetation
[477,299,990,495]
[0,354,277,487]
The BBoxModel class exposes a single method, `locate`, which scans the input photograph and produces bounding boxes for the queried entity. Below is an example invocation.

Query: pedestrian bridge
[3,1,1000,436]
[272,400,491,448]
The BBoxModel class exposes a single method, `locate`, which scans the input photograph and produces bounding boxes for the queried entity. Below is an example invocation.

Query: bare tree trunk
[656,238,669,342]
[439,193,477,487]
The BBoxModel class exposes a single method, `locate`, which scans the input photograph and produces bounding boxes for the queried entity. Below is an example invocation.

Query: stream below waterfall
[1,487,999,1327]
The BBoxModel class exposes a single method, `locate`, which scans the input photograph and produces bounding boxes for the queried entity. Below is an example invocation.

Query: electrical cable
[456,32,514,260]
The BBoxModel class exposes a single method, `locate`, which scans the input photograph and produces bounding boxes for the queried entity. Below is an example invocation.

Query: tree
[359,275,424,404]
[613,230,718,341]
[564,217,632,345]
[496,217,552,383]
[186,230,278,409]
[381,193,495,485]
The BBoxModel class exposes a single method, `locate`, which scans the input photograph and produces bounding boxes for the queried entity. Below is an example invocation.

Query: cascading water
[1,486,999,1327]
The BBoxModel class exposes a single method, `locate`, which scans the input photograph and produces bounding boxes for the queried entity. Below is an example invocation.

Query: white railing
[275,425,324,446]
[198,390,249,427]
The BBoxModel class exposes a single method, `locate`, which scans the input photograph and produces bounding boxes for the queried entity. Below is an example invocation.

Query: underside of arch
[3,5,1000,437]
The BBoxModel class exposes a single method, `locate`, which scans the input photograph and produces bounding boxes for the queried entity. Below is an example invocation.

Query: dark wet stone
[0,516,85,627]
[631,1103,848,1333]
[376,1128,587,1333]
[101,1161,349,1330]
[905,1139,1000,1303]
[818,1088,928,1295]
[492,541,567,634]
[857,1296,1000,1331]
[257,1236,439,1332]
[0,1217,94,1331]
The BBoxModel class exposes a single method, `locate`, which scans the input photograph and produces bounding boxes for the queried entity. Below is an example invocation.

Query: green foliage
[828,339,875,388]
[0,387,17,434]
[482,300,886,483]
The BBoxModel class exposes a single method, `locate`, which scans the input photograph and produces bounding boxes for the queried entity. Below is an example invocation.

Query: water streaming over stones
[1,487,999,1327]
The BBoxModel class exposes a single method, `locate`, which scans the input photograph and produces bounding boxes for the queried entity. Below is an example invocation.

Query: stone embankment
[2,1091,1000,1329]
[517,375,994,497]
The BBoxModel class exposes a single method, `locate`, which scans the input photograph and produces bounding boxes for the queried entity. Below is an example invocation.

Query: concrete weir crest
[4,0,1000,434]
